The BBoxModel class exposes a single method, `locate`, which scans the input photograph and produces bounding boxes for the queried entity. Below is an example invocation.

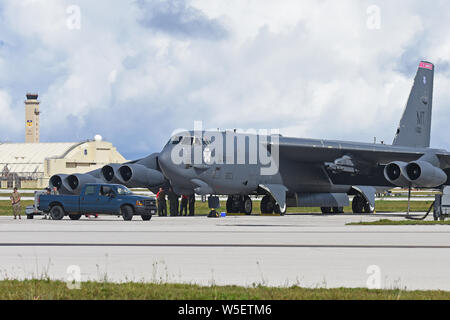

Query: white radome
[94,134,103,142]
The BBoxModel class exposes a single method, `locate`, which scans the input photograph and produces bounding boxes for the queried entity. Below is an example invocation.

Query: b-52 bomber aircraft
[50,61,450,215]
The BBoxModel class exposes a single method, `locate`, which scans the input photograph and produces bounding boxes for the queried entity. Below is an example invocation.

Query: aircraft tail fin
[393,61,434,148]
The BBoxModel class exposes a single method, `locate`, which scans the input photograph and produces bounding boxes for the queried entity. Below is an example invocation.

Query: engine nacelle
[66,173,101,194]
[118,164,165,188]
[405,161,447,188]
[49,174,73,194]
[101,164,123,184]
[384,161,410,187]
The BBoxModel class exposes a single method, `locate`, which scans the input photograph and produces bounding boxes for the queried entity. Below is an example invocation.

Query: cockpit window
[169,135,211,146]
[169,136,182,145]
[181,137,193,145]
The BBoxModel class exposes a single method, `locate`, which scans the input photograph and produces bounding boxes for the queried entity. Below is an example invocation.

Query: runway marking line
[1,243,450,249]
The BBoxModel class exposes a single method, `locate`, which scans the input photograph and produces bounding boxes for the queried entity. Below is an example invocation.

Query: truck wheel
[50,205,65,221]
[141,215,152,221]
[69,214,82,220]
[122,205,134,221]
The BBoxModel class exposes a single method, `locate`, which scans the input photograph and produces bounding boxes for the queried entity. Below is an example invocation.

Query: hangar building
[0,139,126,189]
[0,93,127,189]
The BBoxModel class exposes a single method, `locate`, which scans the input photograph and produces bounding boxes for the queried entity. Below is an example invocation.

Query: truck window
[85,186,97,196]
[116,186,133,195]
[100,186,113,196]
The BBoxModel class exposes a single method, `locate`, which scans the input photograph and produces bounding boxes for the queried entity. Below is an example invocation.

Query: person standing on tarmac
[168,188,179,216]
[43,188,52,220]
[156,188,167,216]
[180,195,189,216]
[10,187,22,220]
[188,194,195,216]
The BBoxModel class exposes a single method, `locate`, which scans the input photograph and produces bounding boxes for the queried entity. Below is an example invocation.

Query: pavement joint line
[1,243,450,249]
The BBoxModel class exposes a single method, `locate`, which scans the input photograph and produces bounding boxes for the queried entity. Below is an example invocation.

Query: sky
[1,0,450,160]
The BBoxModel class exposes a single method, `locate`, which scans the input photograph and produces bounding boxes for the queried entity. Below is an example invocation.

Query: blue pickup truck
[38,184,157,221]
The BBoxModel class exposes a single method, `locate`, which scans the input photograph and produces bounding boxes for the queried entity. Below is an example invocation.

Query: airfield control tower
[25,93,40,143]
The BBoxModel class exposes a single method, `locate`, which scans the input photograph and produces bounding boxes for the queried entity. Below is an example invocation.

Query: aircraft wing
[274,139,425,165]
[270,139,450,186]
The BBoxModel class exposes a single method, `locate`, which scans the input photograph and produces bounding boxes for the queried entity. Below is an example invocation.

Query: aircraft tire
[226,196,236,213]
[242,196,252,215]
[333,207,344,214]
[121,205,134,221]
[274,204,286,216]
[363,202,374,214]
[50,205,65,221]
[261,195,273,214]
[352,196,367,214]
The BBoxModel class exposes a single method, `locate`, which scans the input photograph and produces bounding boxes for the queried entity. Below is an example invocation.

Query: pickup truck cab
[39,184,157,221]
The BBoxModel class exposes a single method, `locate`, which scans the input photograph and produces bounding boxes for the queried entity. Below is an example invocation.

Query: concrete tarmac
[0,213,449,291]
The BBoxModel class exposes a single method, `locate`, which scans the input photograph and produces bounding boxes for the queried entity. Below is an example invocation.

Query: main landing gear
[260,195,286,216]
[351,195,373,214]
[226,195,253,215]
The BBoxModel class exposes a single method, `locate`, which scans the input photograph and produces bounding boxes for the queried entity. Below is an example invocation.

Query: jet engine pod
[49,174,73,194]
[101,164,123,183]
[384,161,410,187]
[118,164,165,188]
[66,173,101,194]
[405,161,447,188]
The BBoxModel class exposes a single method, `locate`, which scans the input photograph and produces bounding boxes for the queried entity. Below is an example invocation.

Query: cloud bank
[0,0,450,159]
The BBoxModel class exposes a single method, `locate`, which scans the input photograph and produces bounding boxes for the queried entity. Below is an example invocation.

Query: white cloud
[0,0,450,158]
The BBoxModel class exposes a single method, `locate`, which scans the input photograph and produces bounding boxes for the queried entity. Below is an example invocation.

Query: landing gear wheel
[274,204,287,216]
[50,205,65,221]
[121,205,134,221]
[363,202,373,214]
[333,207,344,214]
[242,196,252,215]
[321,207,332,214]
[226,197,234,213]
[352,196,365,214]
[69,214,81,220]
[261,195,275,214]
[352,196,373,214]
[141,215,152,221]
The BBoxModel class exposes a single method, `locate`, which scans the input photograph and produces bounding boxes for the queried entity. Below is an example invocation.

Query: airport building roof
[0,142,85,173]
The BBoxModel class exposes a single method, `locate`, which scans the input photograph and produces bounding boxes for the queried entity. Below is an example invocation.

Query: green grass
[0,201,33,216]
[348,219,450,226]
[0,200,434,216]
[0,280,449,300]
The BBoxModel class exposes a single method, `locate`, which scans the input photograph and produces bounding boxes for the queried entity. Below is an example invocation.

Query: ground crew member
[180,195,189,216]
[10,187,22,220]
[156,188,167,216]
[189,194,195,216]
[168,188,179,216]
[52,186,60,195]
[43,188,51,220]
